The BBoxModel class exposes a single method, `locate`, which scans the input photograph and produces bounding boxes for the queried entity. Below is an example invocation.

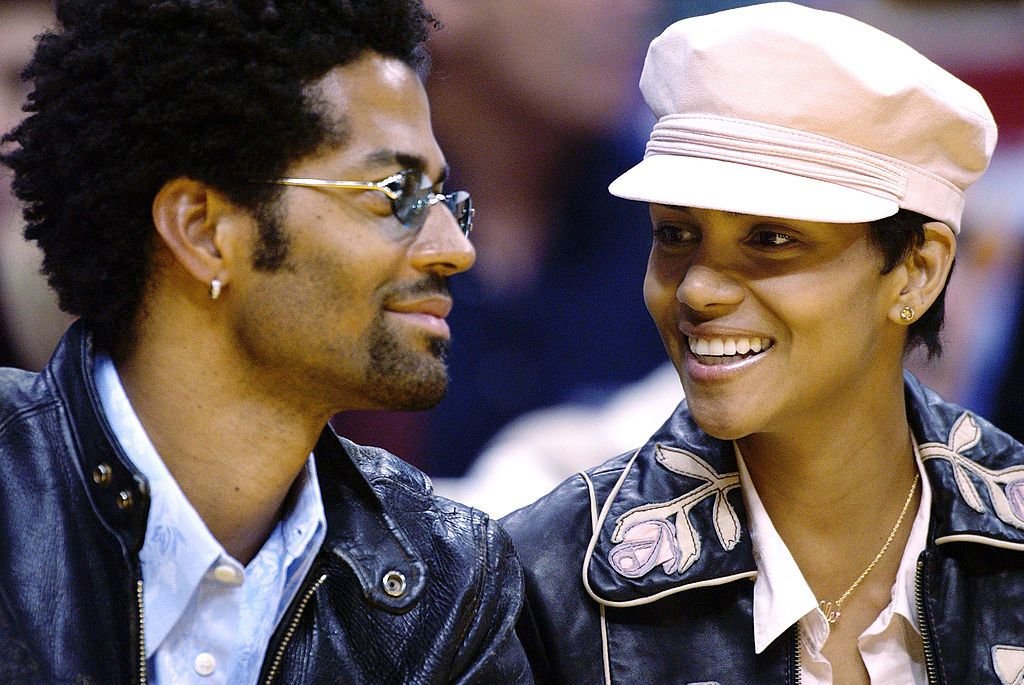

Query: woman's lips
[687,335,774,357]
[680,330,776,378]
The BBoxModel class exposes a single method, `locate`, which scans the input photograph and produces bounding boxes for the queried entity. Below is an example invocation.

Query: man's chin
[396,388,447,412]
[372,374,448,411]
[427,336,451,361]
[365,359,449,411]
[364,328,453,409]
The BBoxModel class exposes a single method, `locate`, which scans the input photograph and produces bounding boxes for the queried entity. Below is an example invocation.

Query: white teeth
[687,335,772,357]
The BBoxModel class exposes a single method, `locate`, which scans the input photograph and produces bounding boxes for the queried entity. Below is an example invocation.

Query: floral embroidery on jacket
[920,412,1024,530]
[608,444,741,578]
[992,645,1024,685]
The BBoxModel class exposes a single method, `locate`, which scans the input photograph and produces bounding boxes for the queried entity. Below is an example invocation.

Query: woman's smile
[686,334,774,361]
[646,205,908,438]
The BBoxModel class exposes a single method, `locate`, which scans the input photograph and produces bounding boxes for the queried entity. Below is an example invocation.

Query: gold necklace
[818,473,920,625]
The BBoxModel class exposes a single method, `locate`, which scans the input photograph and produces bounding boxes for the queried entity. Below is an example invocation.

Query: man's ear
[151,178,240,295]
[888,221,956,325]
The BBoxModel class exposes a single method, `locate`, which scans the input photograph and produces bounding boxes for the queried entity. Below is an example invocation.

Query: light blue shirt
[94,353,327,684]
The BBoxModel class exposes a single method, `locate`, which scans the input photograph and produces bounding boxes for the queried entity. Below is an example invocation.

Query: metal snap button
[116,490,134,510]
[92,463,113,487]
[382,570,407,597]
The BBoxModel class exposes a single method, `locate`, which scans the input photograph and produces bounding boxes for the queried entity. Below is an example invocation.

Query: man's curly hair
[0,0,436,348]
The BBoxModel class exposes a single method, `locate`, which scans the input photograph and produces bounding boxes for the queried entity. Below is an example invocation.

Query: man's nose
[409,202,476,276]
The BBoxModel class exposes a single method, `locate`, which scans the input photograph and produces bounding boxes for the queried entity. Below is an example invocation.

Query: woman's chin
[688,407,754,442]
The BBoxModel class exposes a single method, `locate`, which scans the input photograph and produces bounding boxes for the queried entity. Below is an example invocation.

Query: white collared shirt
[737,444,932,684]
[94,352,327,684]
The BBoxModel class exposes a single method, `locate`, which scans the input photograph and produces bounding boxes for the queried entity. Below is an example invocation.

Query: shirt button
[194,652,217,676]
[212,563,242,585]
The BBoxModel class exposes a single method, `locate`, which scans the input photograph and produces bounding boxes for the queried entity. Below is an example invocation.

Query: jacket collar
[313,432,429,612]
[48,321,151,555]
[906,373,1024,548]
[583,405,756,607]
[584,371,1024,607]
[50,322,429,611]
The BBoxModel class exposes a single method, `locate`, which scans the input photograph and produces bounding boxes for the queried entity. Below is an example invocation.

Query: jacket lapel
[583,405,757,606]
[905,372,1024,549]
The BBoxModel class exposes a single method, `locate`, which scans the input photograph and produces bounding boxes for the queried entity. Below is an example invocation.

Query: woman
[500,4,1021,684]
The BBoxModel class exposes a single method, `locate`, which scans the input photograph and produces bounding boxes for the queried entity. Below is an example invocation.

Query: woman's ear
[151,177,239,296]
[888,221,956,325]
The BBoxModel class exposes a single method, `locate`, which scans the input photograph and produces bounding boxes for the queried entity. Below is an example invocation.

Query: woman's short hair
[869,209,950,359]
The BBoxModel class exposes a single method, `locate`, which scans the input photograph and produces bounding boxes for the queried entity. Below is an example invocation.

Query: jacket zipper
[790,624,802,685]
[136,579,148,684]
[262,572,328,685]
[915,559,938,684]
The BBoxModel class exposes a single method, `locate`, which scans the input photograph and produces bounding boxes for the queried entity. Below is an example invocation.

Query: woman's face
[645,205,908,440]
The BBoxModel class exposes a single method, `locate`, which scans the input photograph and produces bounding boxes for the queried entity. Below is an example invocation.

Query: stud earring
[209,278,222,300]
[899,305,915,322]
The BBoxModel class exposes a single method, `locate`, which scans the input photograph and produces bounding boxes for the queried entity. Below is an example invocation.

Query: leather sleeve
[450,513,534,684]
[501,473,611,685]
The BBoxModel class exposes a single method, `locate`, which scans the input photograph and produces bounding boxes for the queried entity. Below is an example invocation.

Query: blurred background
[1,0,72,371]
[3,1,1022,515]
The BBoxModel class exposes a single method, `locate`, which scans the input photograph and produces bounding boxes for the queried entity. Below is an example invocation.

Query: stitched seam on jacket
[581,470,613,685]
[457,507,488,672]
[0,396,62,433]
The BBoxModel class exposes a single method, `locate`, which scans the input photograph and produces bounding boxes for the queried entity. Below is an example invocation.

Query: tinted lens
[390,170,433,230]
[387,170,472,235]
[394,194,432,230]
[445,191,473,236]
[399,191,473,235]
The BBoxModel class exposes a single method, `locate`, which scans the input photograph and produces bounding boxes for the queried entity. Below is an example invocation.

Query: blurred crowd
[0,0,72,370]
[3,0,1022,513]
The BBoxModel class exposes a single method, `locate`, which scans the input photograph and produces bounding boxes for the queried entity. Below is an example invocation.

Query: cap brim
[608,154,899,224]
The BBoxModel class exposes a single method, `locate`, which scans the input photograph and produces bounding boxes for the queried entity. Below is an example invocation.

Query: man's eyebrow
[363,150,448,184]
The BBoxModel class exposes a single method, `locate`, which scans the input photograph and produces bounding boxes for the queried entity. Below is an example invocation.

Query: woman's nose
[676,263,744,311]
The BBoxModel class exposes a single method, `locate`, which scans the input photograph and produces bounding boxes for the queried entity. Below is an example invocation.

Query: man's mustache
[384,273,450,303]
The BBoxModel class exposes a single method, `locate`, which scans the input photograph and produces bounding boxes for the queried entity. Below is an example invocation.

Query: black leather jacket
[503,374,1024,684]
[0,323,532,684]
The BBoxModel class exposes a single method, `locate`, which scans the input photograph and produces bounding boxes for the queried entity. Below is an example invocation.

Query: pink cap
[609,2,998,233]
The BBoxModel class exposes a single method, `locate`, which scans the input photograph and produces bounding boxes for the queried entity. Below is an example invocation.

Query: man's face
[226,53,475,415]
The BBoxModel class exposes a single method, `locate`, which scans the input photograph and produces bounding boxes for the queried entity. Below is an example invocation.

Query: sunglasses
[260,169,473,236]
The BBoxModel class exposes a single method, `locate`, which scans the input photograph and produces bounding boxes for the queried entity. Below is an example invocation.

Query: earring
[899,305,915,322]
[209,278,222,300]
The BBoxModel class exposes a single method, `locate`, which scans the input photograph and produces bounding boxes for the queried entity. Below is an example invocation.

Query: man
[0,1,530,683]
